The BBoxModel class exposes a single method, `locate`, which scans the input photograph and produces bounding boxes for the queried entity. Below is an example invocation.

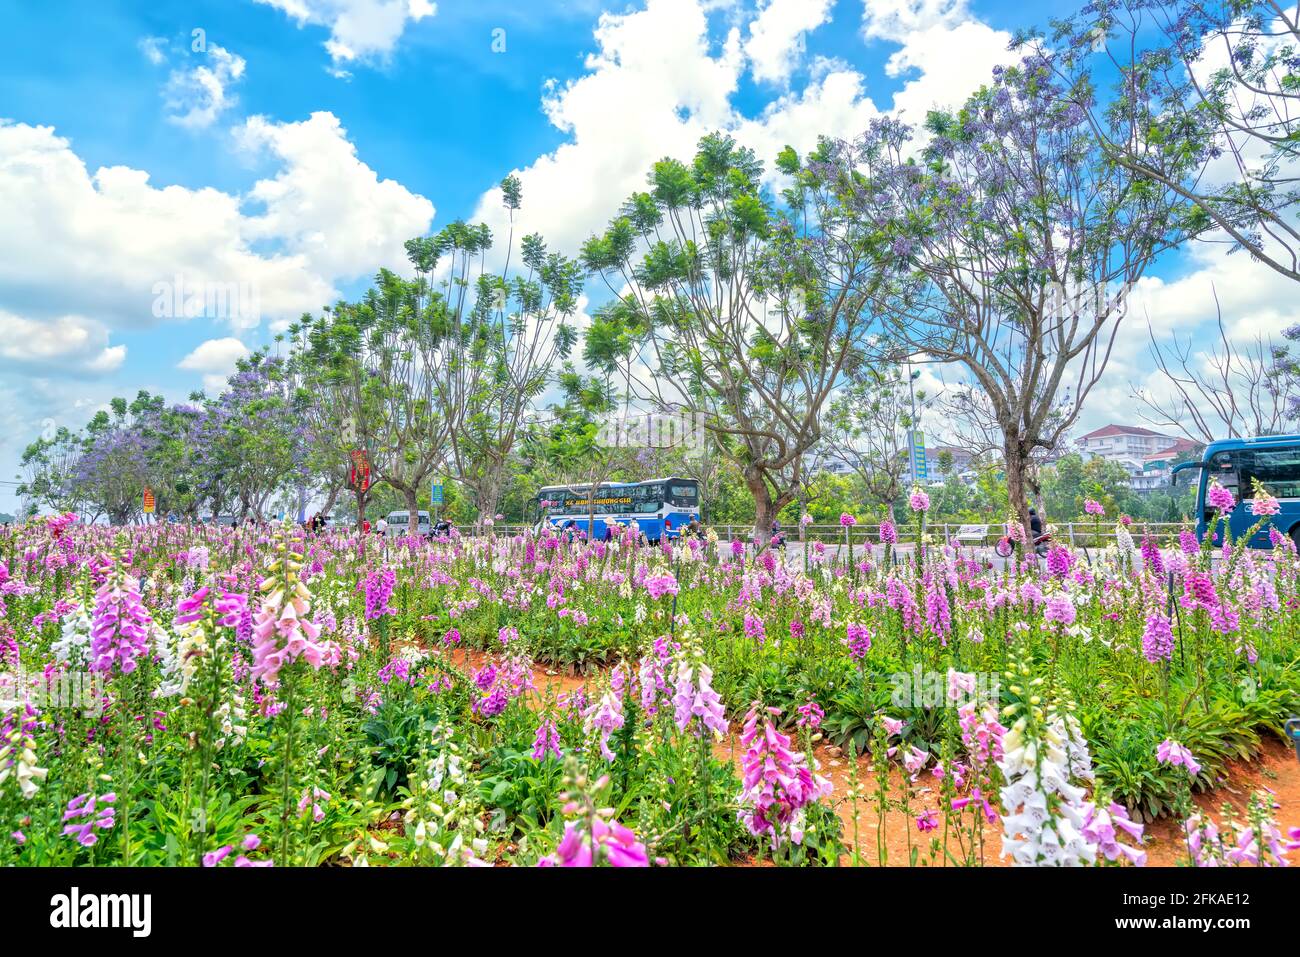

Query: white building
[1076,424,1182,465]
[1076,425,1200,492]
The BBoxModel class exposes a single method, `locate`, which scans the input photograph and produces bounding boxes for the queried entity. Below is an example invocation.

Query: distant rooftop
[1077,424,1175,441]
[1143,437,1200,462]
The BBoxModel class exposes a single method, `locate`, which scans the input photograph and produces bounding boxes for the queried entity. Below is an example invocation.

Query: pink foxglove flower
[582,687,625,762]
[844,622,872,659]
[62,792,116,847]
[530,718,562,761]
[736,704,832,849]
[670,658,728,738]
[1156,738,1201,777]
[1141,611,1174,663]
[1206,481,1236,512]
[644,571,679,599]
[250,551,326,686]
[1250,491,1281,516]
[90,560,152,675]
[538,816,649,867]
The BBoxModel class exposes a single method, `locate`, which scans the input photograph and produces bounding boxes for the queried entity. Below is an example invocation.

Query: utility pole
[907,364,922,487]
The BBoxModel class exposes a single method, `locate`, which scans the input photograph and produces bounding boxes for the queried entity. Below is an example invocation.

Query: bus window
[667,483,698,506]
[597,491,635,515]
[631,483,662,514]
[1209,450,1238,494]
[1237,446,1300,500]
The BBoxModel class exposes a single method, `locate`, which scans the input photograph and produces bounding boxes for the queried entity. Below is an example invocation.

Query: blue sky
[0,0,1293,515]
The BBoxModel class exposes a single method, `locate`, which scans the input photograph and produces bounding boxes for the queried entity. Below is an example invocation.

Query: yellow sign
[142,488,155,514]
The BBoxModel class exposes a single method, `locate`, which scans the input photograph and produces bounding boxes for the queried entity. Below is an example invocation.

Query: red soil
[433,643,1300,867]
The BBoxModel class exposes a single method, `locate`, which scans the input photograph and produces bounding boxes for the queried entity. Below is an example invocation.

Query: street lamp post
[907,365,922,486]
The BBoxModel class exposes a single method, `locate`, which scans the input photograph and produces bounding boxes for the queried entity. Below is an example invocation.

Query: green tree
[580,133,887,544]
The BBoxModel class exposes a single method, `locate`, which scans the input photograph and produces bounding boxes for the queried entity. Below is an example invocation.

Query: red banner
[349,449,371,492]
[142,488,156,514]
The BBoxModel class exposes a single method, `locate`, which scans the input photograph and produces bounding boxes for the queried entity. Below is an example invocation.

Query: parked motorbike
[994,530,1052,559]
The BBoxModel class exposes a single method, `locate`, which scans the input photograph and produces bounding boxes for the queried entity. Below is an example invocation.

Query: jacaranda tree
[822,54,1189,538]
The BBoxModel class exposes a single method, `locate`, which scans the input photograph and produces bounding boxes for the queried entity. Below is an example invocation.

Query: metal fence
[745,521,1189,549]
[454,520,1190,548]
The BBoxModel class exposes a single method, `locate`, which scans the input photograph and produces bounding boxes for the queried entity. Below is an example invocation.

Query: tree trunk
[1003,434,1033,543]
[321,482,341,522]
[404,486,420,538]
[353,485,369,526]
[797,485,806,542]
[746,468,775,547]
[471,472,504,526]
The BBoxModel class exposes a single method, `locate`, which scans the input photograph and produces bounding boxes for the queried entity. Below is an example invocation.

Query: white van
[385,510,433,537]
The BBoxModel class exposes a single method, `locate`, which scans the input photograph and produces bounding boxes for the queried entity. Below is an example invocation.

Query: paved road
[708,538,1168,573]
[712,539,1217,575]
[714,539,1015,571]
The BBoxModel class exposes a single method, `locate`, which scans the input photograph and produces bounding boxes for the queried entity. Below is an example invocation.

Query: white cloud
[467,0,1009,263]
[1071,237,1300,432]
[164,44,247,129]
[179,336,251,392]
[178,336,251,371]
[0,112,434,479]
[139,36,168,66]
[885,20,1015,119]
[734,65,881,174]
[0,115,432,338]
[468,0,743,258]
[236,112,436,283]
[0,310,126,374]
[744,0,834,84]
[862,0,971,41]
[256,0,437,70]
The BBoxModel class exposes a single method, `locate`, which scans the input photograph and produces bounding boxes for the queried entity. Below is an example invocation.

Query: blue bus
[1171,434,1300,549]
[534,477,700,542]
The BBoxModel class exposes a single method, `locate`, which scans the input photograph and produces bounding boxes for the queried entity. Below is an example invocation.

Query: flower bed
[1,513,1298,867]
